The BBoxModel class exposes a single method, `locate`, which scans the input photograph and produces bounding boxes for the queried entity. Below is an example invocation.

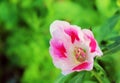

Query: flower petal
[50,39,67,58]
[50,20,70,37]
[89,37,97,52]
[82,29,103,56]
[72,62,92,71]
[64,28,80,43]
[82,29,96,52]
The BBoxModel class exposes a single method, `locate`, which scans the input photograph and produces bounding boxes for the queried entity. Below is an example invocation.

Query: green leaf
[55,71,86,83]
[99,11,120,41]
[91,62,110,83]
[55,73,73,83]
[98,51,120,82]
[102,40,120,55]
[69,71,86,83]
[83,80,97,83]
[108,36,120,42]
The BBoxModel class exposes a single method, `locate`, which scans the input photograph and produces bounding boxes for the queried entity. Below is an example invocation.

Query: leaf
[98,51,120,82]
[107,36,120,42]
[55,71,86,83]
[91,62,110,83]
[69,71,86,83]
[55,73,74,83]
[83,80,97,83]
[102,40,120,55]
[99,10,120,41]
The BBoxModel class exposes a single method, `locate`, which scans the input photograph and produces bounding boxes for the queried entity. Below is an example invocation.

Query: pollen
[74,47,87,62]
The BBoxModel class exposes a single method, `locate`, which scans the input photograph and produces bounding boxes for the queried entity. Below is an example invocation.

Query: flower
[49,20,103,75]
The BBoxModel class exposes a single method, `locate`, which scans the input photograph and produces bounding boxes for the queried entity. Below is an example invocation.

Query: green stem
[91,70,103,83]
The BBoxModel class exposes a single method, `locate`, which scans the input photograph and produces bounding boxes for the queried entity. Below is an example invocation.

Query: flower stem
[91,70,103,83]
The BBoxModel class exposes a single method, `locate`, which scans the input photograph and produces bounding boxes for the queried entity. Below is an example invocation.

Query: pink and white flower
[49,20,103,75]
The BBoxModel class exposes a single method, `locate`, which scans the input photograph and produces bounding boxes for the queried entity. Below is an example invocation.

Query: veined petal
[72,62,92,71]
[64,28,80,43]
[50,39,67,58]
[89,37,97,52]
[82,29,96,52]
[82,29,102,56]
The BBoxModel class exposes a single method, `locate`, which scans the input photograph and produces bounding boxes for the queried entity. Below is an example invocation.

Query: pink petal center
[64,28,80,43]
[72,62,89,70]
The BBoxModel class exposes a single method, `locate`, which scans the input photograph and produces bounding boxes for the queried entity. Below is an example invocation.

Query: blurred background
[0,0,120,83]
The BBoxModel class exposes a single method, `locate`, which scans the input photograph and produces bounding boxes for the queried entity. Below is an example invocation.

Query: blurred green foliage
[0,0,120,83]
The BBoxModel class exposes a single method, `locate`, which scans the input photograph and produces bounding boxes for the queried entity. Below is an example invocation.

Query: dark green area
[0,0,120,83]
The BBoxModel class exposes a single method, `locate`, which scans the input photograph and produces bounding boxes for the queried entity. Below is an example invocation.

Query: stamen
[74,47,86,62]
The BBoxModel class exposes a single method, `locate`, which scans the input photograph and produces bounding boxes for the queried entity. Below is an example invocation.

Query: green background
[0,0,120,83]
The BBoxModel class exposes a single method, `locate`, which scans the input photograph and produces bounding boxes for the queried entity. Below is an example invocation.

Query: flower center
[74,47,86,62]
